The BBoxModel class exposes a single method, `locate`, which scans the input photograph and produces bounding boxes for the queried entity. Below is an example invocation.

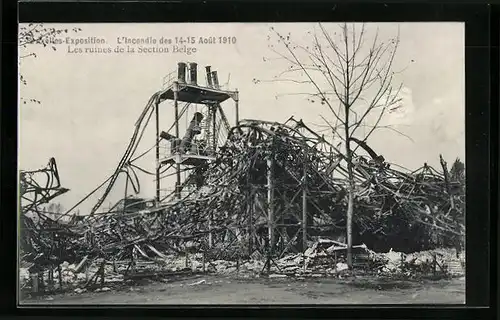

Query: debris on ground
[188,279,206,286]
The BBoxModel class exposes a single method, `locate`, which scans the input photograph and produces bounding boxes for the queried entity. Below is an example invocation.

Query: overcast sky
[19,23,465,213]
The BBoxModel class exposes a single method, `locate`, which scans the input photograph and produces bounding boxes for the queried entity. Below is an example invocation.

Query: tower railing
[159,139,216,160]
[161,70,178,90]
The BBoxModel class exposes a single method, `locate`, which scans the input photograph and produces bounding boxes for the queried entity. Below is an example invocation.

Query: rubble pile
[20,243,464,295]
[174,118,465,254]
[370,247,466,276]
[19,118,465,293]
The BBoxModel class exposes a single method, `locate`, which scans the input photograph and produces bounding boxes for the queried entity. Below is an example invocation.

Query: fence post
[432,253,437,274]
[202,250,206,273]
[48,268,54,291]
[85,264,89,282]
[31,273,39,294]
[57,265,62,290]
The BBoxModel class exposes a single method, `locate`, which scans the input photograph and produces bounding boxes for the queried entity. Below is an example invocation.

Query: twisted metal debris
[19,118,465,287]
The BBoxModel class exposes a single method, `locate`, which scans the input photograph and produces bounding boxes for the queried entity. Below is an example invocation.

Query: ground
[20,274,465,305]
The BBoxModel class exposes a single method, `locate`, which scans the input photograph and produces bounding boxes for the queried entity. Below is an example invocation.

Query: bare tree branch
[19,24,82,106]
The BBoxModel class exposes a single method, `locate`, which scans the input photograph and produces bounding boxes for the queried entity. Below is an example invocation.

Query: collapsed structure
[19,63,466,293]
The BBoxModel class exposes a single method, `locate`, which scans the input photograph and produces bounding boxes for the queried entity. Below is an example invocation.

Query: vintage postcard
[18,22,465,304]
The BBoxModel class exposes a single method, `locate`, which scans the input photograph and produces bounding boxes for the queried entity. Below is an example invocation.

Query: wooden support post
[302,151,308,251]
[90,226,94,247]
[100,262,105,286]
[279,192,285,254]
[247,187,254,255]
[202,251,206,273]
[39,272,45,291]
[439,155,455,210]
[155,99,161,202]
[303,254,307,273]
[48,268,54,290]
[267,156,274,273]
[212,105,217,152]
[124,261,132,276]
[124,171,129,213]
[31,273,39,294]
[433,253,437,275]
[129,246,136,274]
[57,264,62,289]
[173,81,181,199]
[266,237,271,274]
[208,212,213,249]
[234,91,239,125]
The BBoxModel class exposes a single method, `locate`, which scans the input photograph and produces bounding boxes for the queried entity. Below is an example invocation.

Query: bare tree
[18,23,81,105]
[264,23,404,268]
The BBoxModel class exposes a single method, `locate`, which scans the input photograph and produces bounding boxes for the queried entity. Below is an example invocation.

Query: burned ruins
[19,62,465,295]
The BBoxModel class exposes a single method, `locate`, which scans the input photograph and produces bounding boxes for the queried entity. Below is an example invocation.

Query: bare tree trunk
[346,163,354,268]
[344,35,354,268]
[345,121,354,269]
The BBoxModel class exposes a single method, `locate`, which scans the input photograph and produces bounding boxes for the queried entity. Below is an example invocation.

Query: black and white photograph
[18,22,466,305]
